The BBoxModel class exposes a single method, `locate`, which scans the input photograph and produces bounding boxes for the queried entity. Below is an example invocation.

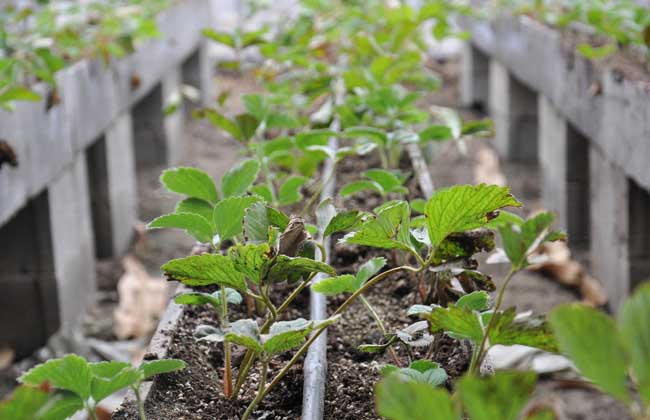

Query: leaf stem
[221,284,233,398]
[469,268,517,374]
[241,359,269,420]
[133,385,147,420]
[360,295,401,366]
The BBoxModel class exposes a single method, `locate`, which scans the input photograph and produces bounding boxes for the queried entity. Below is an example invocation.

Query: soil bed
[113,281,311,419]
[322,152,471,420]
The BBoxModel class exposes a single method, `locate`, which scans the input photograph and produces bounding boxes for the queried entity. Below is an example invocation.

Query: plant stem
[231,275,315,399]
[469,268,517,374]
[256,265,420,401]
[360,295,401,366]
[241,359,269,420]
[86,404,98,420]
[133,385,147,420]
[221,284,233,398]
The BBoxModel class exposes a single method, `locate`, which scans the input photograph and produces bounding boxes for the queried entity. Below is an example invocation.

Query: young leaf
[316,198,336,235]
[342,201,413,252]
[250,184,274,203]
[267,256,335,283]
[140,359,186,379]
[312,274,359,295]
[221,159,261,198]
[549,304,630,403]
[39,395,84,420]
[235,114,260,141]
[225,319,263,353]
[175,288,242,310]
[323,210,365,237]
[262,318,312,355]
[488,308,558,352]
[457,371,537,420]
[228,243,272,285]
[162,254,247,291]
[176,198,214,222]
[278,176,308,206]
[148,213,214,243]
[89,362,140,403]
[364,169,406,194]
[198,109,242,141]
[376,376,458,420]
[19,354,93,400]
[244,202,289,242]
[384,360,448,387]
[0,87,41,103]
[456,291,490,311]
[202,29,236,47]
[419,125,452,142]
[0,386,53,420]
[344,126,388,146]
[161,167,219,204]
[356,257,387,284]
[424,184,521,247]
[340,180,384,197]
[499,212,565,270]
[429,305,483,342]
[213,195,260,241]
[619,283,650,405]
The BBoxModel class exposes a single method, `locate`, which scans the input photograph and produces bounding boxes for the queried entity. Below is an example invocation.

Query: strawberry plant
[12,354,184,420]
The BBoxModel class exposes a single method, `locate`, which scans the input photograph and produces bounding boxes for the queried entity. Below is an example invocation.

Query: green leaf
[419,125,452,142]
[461,119,493,137]
[262,318,313,354]
[162,254,247,291]
[488,308,558,353]
[89,361,140,403]
[160,167,219,203]
[376,376,458,420]
[278,176,308,206]
[0,86,41,103]
[244,202,289,242]
[295,129,336,150]
[140,359,186,379]
[250,184,274,203]
[456,291,490,311]
[342,201,413,252]
[242,94,267,121]
[312,274,360,295]
[364,169,405,193]
[316,198,336,236]
[148,213,214,243]
[39,394,84,420]
[0,386,52,420]
[577,43,616,59]
[425,184,521,247]
[175,198,214,222]
[196,108,242,141]
[235,113,260,141]
[228,243,272,285]
[619,284,650,405]
[221,159,261,198]
[356,257,387,284]
[202,29,236,47]
[457,371,537,420]
[344,126,388,146]
[499,212,564,269]
[323,210,365,237]
[225,319,262,353]
[213,195,260,241]
[549,304,630,402]
[175,289,242,309]
[19,354,93,400]
[267,256,336,283]
[429,305,483,341]
[340,180,383,197]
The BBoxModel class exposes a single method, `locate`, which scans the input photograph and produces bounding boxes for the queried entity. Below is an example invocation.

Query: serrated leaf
[221,159,261,198]
[213,195,260,241]
[488,308,558,353]
[161,167,218,203]
[340,180,384,197]
[341,201,413,252]
[175,198,214,222]
[162,254,247,291]
[175,288,242,309]
[425,184,521,247]
[376,376,458,420]
[39,394,84,420]
[263,318,312,354]
[364,169,405,193]
[619,284,650,405]
[429,306,483,342]
[456,291,490,311]
[89,362,139,403]
[278,176,308,206]
[267,256,335,283]
[411,199,426,214]
[549,304,630,402]
[250,184,274,203]
[499,212,561,270]
[228,243,272,285]
[457,371,537,420]
[324,210,365,237]
[148,213,214,243]
[0,386,52,420]
[244,202,289,242]
[140,359,186,379]
[356,257,387,284]
[19,355,93,400]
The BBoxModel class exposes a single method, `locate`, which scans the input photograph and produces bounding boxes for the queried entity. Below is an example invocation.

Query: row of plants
[1,0,649,419]
[0,0,171,111]
[490,0,650,60]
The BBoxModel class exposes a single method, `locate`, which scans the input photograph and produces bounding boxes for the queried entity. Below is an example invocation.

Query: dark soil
[113,283,310,419]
